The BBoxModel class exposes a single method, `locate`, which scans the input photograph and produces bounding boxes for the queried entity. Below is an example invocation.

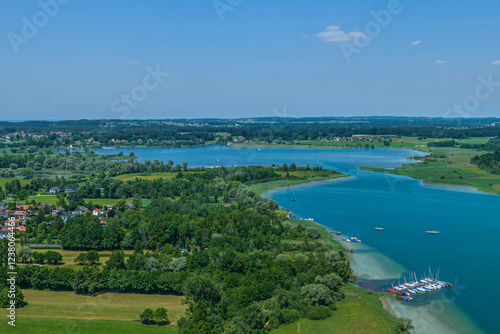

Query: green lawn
[0,290,186,333]
[361,147,500,194]
[0,319,179,334]
[272,284,398,334]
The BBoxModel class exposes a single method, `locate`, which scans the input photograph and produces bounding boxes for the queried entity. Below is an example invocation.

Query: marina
[388,269,452,302]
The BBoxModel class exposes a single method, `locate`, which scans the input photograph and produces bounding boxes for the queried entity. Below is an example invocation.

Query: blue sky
[0,0,499,120]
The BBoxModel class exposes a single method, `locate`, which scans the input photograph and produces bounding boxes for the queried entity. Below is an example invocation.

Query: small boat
[375,227,384,231]
[348,249,354,253]
[425,231,440,234]
[387,288,394,293]
[334,231,341,235]
[291,198,296,202]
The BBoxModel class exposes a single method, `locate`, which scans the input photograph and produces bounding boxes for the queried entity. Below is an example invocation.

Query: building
[60,213,76,223]
[92,208,102,216]
[49,187,61,194]
[0,227,11,239]
[65,186,77,193]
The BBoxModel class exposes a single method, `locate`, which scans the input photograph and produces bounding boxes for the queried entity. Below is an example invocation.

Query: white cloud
[126,61,140,65]
[411,40,421,46]
[435,59,448,64]
[492,60,500,65]
[316,26,367,43]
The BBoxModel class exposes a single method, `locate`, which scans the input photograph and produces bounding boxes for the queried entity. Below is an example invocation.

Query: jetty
[387,269,451,301]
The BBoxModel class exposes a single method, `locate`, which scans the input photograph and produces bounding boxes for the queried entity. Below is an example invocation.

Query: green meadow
[361,146,500,194]
[0,290,185,333]
[272,284,399,334]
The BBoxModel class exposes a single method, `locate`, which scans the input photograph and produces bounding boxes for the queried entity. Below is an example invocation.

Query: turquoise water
[96,146,499,333]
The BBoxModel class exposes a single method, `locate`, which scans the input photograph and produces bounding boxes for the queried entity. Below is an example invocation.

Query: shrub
[307,305,331,320]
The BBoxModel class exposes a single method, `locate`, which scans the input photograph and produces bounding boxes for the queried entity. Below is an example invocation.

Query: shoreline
[93,144,498,196]
[260,176,486,334]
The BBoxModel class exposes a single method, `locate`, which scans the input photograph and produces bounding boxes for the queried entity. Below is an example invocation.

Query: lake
[96,146,499,334]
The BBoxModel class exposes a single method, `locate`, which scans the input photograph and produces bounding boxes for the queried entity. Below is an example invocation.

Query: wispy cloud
[435,59,448,64]
[126,61,141,65]
[316,26,367,43]
[492,60,500,66]
[411,40,421,46]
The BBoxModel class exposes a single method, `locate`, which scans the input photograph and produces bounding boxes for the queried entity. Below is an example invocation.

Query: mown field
[361,147,500,194]
[0,290,185,333]
[272,284,398,334]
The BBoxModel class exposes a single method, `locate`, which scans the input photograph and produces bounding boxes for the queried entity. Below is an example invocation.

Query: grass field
[258,178,401,334]
[272,284,398,334]
[0,177,31,189]
[0,290,185,333]
[248,173,349,195]
[361,147,500,194]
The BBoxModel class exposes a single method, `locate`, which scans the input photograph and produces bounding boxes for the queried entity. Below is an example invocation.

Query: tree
[0,286,25,308]
[182,161,188,171]
[301,284,334,306]
[74,253,87,265]
[20,167,34,179]
[153,307,170,325]
[140,308,154,325]
[146,256,159,271]
[72,265,103,294]
[32,251,44,264]
[86,250,100,265]
[44,251,63,265]
[105,250,125,270]
[17,246,33,263]
[115,200,126,212]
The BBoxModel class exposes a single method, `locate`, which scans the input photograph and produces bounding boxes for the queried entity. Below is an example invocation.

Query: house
[0,227,11,239]
[52,206,64,215]
[0,202,8,210]
[73,206,88,215]
[49,187,61,194]
[92,208,102,216]
[65,186,77,193]
[15,225,26,232]
[125,203,134,210]
[104,205,115,211]
[60,213,76,223]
